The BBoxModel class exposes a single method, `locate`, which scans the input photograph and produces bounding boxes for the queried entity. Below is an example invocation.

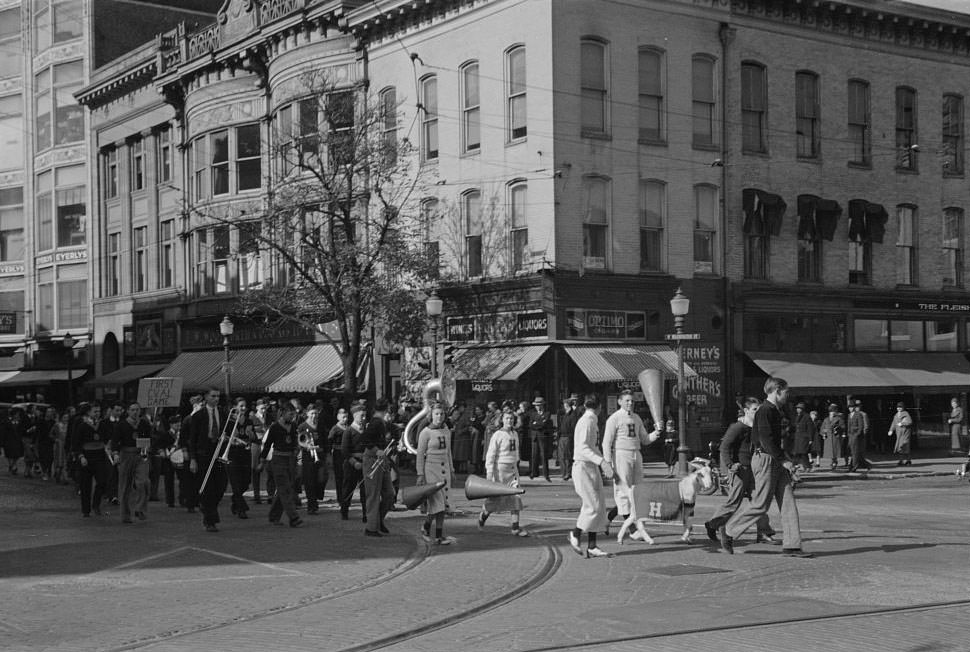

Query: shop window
[890,320,925,352]
[463,190,482,278]
[927,320,957,351]
[854,319,888,351]
[0,8,20,79]
[0,95,23,172]
[420,76,438,162]
[461,62,481,153]
[0,277,25,334]
[895,87,918,171]
[942,94,963,175]
[795,71,819,158]
[159,220,174,288]
[692,54,716,148]
[638,47,663,142]
[580,39,608,135]
[694,184,717,273]
[639,179,664,271]
[0,187,24,262]
[583,176,609,270]
[106,232,120,296]
[132,226,147,292]
[741,61,767,153]
[56,265,86,330]
[896,204,917,286]
[848,79,871,165]
[943,207,963,287]
[507,45,527,140]
[509,182,528,273]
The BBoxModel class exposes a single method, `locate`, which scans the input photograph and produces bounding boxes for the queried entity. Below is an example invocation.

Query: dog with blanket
[616,458,714,545]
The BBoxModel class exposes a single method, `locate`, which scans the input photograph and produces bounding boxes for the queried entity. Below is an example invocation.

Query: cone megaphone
[464,474,526,500]
[638,368,664,428]
[401,481,446,510]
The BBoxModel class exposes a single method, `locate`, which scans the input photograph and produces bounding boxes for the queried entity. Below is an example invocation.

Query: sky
[904,0,970,12]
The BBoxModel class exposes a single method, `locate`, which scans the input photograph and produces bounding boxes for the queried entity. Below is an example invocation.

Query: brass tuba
[401,367,456,455]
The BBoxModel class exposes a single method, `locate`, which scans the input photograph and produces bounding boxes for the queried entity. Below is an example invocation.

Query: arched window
[420,75,438,162]
[509,181,528,272]
[506,46,527,140]
[463,190,482,277]
[461,62,480,152]
[580,39,608,135]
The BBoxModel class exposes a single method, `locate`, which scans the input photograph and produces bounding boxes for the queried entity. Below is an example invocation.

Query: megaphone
[400,481,446,510]
[638,368,664,428]
[464,474,526,500]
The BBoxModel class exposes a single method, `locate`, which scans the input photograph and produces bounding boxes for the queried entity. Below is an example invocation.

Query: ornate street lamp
[425,290,443,378]
[219,316,234,399]
[669,288,690,475]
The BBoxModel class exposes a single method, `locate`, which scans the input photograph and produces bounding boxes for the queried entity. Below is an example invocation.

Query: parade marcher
[225,398,253,519]
[603,390,658,535]
[260,402,303,528]
[362,399,396,537]
[568,394,614,559]
[249,398,270,504]
[479,409,528,536]
[339,404,368,520]
[704,397,775,543]
[527,397,555,482]
[416,404,456,545]
[297,404,326,515]
[558,394,581,481]
[36,407,57,480]
[820,403,845,470]
[72,403,110,517]
[51,410,70,485]
[719,377,813,558]
[329,407,349,508]
[847,400,872,473]
[948,397,964,455]
[1,408,24,475]
[177,395,203,513]
[148,413,176,507]
[110,402,151,524]
[188,388,229,532]
[889,401,914,466]
[662,419,678,478]
[791,402,815,470]
[20,408,38,478]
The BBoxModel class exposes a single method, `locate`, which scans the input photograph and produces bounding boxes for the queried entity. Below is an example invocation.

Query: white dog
[616,458,714,545]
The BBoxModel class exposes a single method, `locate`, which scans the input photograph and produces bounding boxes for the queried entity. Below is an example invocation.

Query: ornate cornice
[346,0,479,45]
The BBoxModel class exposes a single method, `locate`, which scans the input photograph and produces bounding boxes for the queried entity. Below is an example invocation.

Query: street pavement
[1,449,968,652]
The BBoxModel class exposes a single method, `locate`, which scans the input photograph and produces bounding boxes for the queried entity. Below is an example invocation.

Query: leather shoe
[379,524,390,534]
[364,529,382,537]
[756,533,777,544]
[204,524,219,533]
[718,526,734,554]
[704,520,718,542]
[782,548,814,558]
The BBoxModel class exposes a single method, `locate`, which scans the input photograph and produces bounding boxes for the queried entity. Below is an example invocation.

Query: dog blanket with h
[633,479,694,522]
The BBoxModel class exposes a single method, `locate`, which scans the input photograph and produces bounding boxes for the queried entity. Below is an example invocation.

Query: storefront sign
[181,321,315,349]
[445,310,549,343]
[516,311,548,339]
[566,309,646,340]
[0,263,24,275]
[446,316,476,343]
[137,377,183,408]
[671,344,722,409]
[855,298,970,313]
[0,311,16,334]
[470,380,493,392]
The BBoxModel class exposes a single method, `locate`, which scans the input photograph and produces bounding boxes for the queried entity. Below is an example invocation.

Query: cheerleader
[478,409,528,536]
[569,394,614,558]
[415,404,455,545]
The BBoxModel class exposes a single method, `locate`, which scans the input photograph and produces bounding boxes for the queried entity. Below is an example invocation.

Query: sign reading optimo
[566,309,646,340]
[445,310,548,343]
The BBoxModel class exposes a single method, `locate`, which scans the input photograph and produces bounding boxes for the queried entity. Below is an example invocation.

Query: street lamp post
[425,289,443,378]
[669,288,690,476]
[219,316,234,399]
[63,332,74,406]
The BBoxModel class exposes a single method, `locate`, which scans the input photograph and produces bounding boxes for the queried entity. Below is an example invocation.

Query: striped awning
[564,345,696,383]
[87,363,169,387]
[451,345,550,382]
[0,369,89,386]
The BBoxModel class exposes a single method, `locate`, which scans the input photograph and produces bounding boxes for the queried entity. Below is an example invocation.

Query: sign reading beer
[566,309,647,340]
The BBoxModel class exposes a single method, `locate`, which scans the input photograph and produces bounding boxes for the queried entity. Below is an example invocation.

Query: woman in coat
[947,397,964,455]
[791,402,815,469]
[819,404,845,470]
[889,402,914,466]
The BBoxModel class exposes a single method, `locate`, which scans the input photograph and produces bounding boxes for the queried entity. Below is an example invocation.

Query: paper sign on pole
[137,377,184,408]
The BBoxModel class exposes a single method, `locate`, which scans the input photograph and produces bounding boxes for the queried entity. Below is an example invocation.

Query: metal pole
[430,318,439,378]
[222,334,232,399]
[66,351,73,406]
[676,321,689,475]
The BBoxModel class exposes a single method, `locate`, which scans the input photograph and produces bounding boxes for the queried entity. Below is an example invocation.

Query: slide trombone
[198,406,244,495]
[298,430,319,464]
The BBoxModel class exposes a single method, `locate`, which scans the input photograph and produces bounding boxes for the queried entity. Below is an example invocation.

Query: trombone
[298,429,319,464]
[198,406,245,495]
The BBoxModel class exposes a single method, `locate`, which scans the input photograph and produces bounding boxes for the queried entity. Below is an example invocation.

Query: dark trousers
[149,455,176,506]
[268,454,299,523]
[250,444,265,501]
[848,435,871,471]
[529,435,550,479]
[706,465,772,535]
[198,453,228,526]
[78,449,109,515]
[104,462,119,500]
[340,458,365,516]
[301,452,326,513]
[362,450,394,532]
[227,446,251,515]
[557,436,573,479]
[176,461,198,509]
[331,449,346,505]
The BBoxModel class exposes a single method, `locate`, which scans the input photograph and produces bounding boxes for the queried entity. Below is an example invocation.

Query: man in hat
[847,400,871,473]
[557,393,581,481]
[528,397,555,482]
[791,402,815,470]
[819,403,845,471]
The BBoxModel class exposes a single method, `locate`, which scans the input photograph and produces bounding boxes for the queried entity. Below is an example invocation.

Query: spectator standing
[558,394,580,481]
[790,402,814,470]
[889,402,914,466]
[948,397,964,455]
[528,397,555,482]
[820,404,845,470]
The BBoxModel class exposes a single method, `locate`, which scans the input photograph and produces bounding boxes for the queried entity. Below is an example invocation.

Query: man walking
[189,388,228,532]
[719,377,812,558]
[847,400,872,473]
[603,390,658,534]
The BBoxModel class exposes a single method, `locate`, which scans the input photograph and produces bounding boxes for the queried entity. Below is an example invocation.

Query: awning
[564,345,697,383]
[452,345,550,382]
[87,363,169,387]
[0,369,88,386]
[748,352,970,394]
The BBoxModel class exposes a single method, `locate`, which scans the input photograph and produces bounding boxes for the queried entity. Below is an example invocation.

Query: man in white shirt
[602,390,659,535]
[568,394,615,558]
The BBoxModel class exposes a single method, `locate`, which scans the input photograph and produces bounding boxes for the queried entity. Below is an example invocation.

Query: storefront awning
[748,352,970,394]
[0,369,88,386]
[452,345,550,382]
[564,345,696,383]
[87,363,169,387]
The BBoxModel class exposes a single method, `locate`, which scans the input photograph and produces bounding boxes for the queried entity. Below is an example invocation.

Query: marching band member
[72,403,109,518]
[340,405,368,521]
[177,395,203,513]
[249,398,270,504]
[569,394,614,558]
[603,390,658,537]
[260,402,303,528]
[361,399,395,537]
[226,398,253,519]
[188,388,229,533]
[329,407,349,508]
[479,409,527,537]
[298,405,325,515]
[416,404,455,545]
[111,402,151,524]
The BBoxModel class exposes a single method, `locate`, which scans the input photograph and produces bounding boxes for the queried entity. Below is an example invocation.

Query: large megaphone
[464,474,526,500]
[401,481,447,510]
[638,368,664,429]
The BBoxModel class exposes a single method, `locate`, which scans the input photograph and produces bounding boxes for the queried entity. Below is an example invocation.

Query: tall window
[238,221,262,290]
[795,71,819,158]
[509,182,528,273]
[896,204,917,285]
[191,124,261,198]
[194,229,208,295]
[461,62,480,153]
[213,226,230,293]
[942,94,964,175]
[157,128,172,183]
[849,237,870,286]
[380,87,397,164]
[0,8,20,78]
[192,136,207,200]
[56,265,86,329]
[276,98,318,175]
[131,138,145,191]
[420,76,438,162]
[106,232,120,296]
[0,95,23,172]
[741,62,767,153]
[848,79,871,165]
[580,39,607,134]
[420,198,440,278]
[37,268,53,331]
[507,46,526,140]
[210,129,229,195]
[0,187,24,262]
[638,48,663,142]
[34,0,81,53]
[692,55,716,148]
[583,176,609,270]
[35,61,84,150]
[463,190,482,278]
[236,123,261,190]
[694,184,717,273]
[159,219,174,288]
[133,226,147,292]
[797,235,821,282]
[943,207,963,287]
[104,148,118,198]
[326,91,354,167]
[896,87,918,171]
[37,165,85,251]
[638,180,664,271]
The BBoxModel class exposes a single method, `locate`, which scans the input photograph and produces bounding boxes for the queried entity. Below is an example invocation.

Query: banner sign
[137,377,184,408]
[565,309,646,340]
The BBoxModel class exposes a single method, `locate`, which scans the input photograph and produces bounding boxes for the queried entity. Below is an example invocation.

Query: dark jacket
[528,409,555,440]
